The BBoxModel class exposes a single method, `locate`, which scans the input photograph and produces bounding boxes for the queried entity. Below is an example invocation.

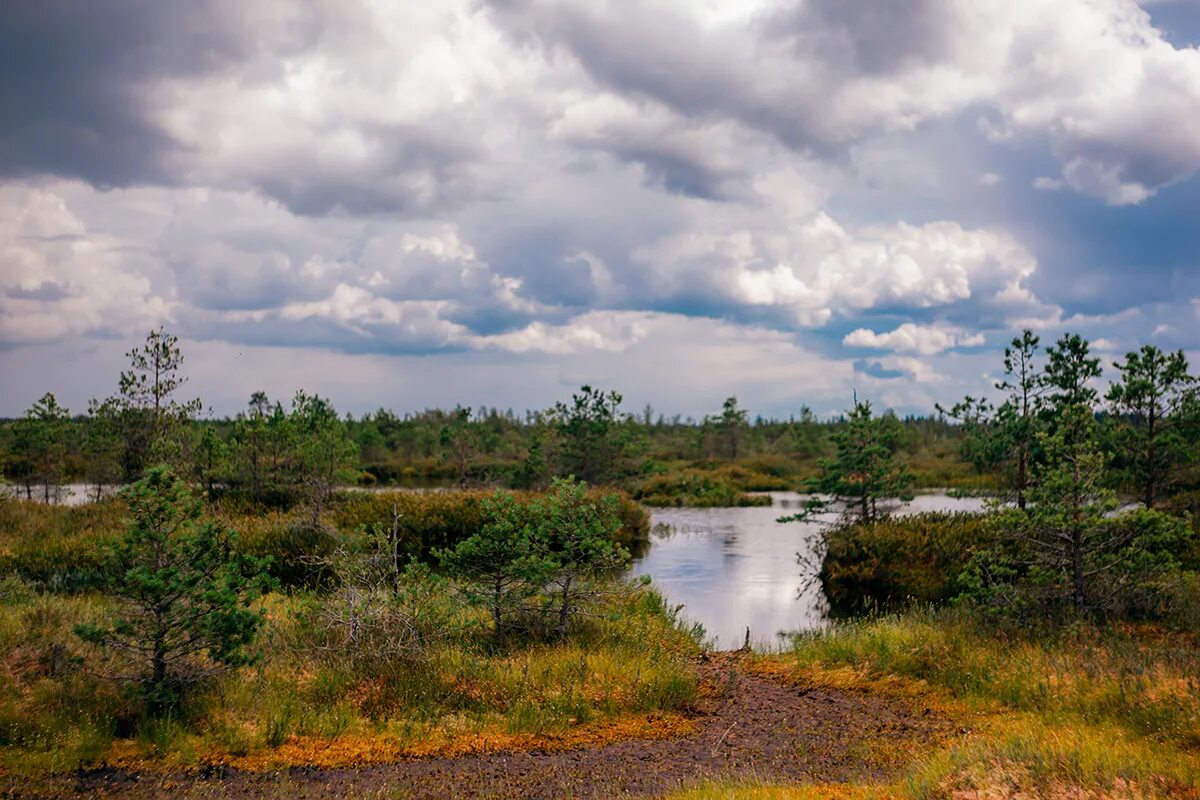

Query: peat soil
[8,654,954,799]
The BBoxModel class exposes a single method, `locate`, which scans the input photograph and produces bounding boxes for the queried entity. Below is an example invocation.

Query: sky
[1,0,1199,420]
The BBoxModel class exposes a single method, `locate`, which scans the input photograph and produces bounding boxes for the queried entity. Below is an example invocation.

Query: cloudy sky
[2,0,1199,419]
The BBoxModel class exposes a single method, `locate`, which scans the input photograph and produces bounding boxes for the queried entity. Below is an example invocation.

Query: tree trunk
[1071,525,1086,613]
[1145,408,1157,509]
[557,575,573,636]
[492,576,504,633]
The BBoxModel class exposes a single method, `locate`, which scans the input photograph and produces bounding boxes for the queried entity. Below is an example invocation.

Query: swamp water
[631,491,988,649]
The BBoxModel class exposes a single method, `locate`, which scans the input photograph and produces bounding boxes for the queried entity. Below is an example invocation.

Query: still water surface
[630,491,987,649]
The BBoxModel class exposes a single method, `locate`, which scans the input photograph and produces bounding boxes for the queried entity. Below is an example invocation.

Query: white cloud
[638,193,1053,329]
[470,310,650,354]
[844,323,986,355]
[1033,176,1068,191]
[489,0,1200,204]
[0,185,173,344]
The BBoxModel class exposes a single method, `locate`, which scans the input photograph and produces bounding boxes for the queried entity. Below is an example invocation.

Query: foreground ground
[3,654,952,799]
[4,611,1200,799]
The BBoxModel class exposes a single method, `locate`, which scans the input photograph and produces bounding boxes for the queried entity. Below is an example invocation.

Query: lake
[631,491,988,649]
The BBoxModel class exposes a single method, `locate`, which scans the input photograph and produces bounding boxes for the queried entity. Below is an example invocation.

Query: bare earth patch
[8,654,955,799]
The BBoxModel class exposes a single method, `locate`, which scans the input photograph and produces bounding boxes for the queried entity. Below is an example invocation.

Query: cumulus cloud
[843,323,985,355]
[1,0,1198,415]
[487,0,1200,204]
[638,194,1052,329]
[0,185,172,344]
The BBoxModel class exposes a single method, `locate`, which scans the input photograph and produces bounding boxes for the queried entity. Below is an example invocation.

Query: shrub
[528,478,630,635]
[819,512,996,614]
[332,487,649,556]
[234,514,338,589]
[632,471,771,507]
[436,491,553,634]
[0,498,127,591]
[961,507,1196,625]
[437,479,633,638]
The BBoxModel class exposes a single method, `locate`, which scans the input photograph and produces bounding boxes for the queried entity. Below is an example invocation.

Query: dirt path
[14,655,953,799]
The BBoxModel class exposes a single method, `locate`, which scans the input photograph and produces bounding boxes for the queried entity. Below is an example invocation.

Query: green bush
[75,467,275,715]
[235,516,338,589]
[632,471,772,507]
[959,508,1197,625]
[332,487,649,558]
[820,512,996,614]
[0,499,128,591]
[0,488,648,594]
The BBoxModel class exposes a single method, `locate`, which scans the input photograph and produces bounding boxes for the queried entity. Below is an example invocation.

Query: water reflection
[630,491,987,650]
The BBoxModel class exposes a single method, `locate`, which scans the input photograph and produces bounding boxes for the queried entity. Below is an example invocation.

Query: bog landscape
[3,1,1200,798]
[1,326,1198,798]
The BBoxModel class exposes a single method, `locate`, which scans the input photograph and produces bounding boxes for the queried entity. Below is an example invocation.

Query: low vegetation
[0,473,698,776]
[666,608,1200,799]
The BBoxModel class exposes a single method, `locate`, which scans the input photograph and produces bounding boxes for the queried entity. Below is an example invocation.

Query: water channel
[632,491,988,649]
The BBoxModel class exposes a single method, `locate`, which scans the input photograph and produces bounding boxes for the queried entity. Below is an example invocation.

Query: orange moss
[101,711,697,772]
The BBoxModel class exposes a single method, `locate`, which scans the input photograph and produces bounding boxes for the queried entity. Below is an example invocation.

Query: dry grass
[664,610,1200,800]
[0,579,700,775]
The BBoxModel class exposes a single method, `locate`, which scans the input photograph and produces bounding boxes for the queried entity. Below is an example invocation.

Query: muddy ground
[6,655,955,799]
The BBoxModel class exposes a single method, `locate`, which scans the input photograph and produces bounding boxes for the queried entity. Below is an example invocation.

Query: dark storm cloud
[0,1,239,185]
[763,0,962,75]
[5,280,70,301]
[250,124,484,217]
[482,0,826,153]
[853,360,905,380]
[0,2,486,216]
[609,144,741,200]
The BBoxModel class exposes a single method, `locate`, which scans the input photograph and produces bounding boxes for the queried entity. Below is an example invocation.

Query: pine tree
[788,398,914,524]
[1107,345,1196,508]
[74,467,273,713]
[118,327,201,477]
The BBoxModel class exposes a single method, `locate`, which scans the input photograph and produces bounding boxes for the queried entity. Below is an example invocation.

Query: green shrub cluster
[821,509,1200,628]
[332,487,649,557]
[0,487,649,593]
[632,470,773,507]
[819,512,996,614]
[0,500,127,591]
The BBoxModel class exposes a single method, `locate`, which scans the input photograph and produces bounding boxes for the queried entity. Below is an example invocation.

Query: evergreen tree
[788,398,914,524]
[1106,345,1196,508]
[529,478,629,635]
[715,396,749,460]
[439,406,479,487]
[975,404,1192,619]
[1043,332,1101,413]
[74,467,273,713]
[437,491,552,633]
[83,397,125,502]
[290,391,358,524]
[23,393,71,503]
[996,329,1046,508]
[117,327,201,477]
[549,386,630,484]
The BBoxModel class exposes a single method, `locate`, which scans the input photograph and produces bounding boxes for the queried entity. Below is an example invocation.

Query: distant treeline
[0,327,972,506]
[4,327,1199,511]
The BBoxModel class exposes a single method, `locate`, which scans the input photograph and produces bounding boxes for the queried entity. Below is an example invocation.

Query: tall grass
[783,608,1200,746]
[0,578,700,774]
